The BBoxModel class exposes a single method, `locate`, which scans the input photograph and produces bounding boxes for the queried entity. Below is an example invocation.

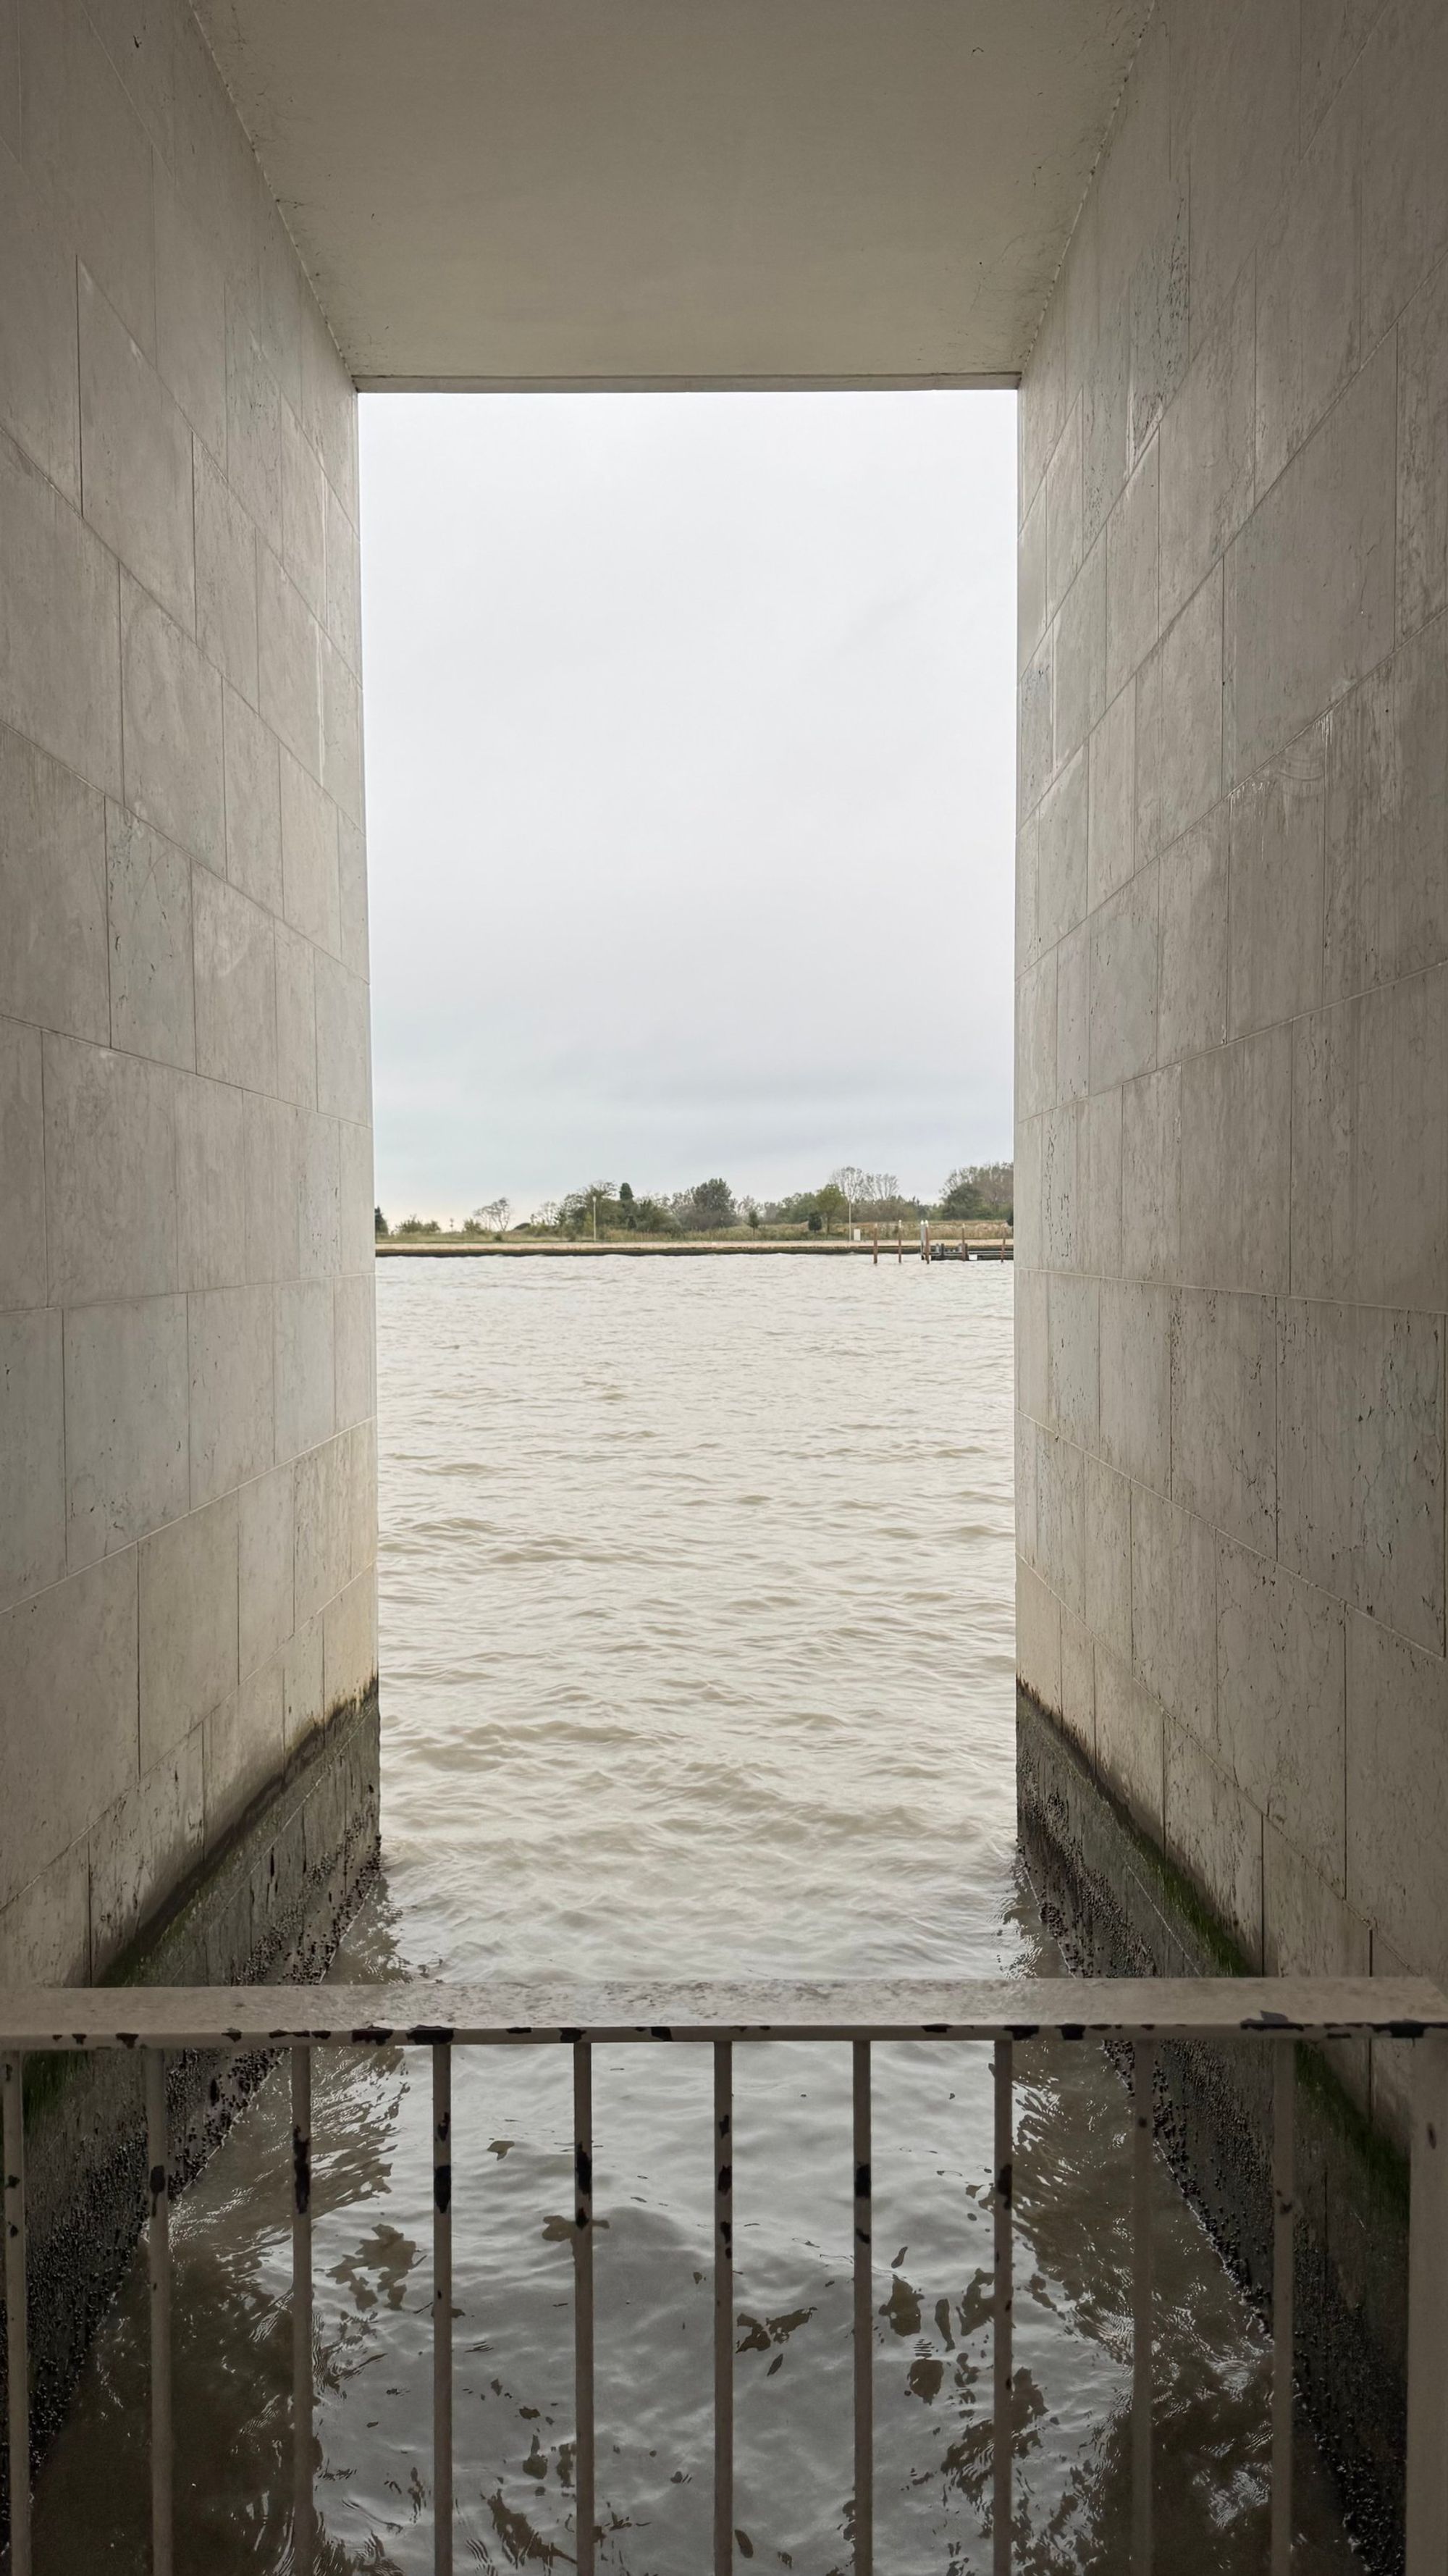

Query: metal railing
[2,1974,1447,2573]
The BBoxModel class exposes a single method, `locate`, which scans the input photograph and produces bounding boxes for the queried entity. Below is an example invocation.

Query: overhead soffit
[193,0,1153,388]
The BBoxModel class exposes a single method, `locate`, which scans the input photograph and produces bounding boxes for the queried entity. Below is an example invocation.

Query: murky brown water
[37,1260,1356,2569]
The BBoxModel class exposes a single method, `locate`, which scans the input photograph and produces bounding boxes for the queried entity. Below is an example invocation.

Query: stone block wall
[0,0,376,1987]
[1016,0,1448,2144]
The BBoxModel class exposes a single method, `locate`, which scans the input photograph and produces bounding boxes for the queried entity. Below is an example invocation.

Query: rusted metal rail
[0,1975,1444,2573]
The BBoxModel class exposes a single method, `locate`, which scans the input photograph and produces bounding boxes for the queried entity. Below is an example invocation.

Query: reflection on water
[37,1261,1355,2569]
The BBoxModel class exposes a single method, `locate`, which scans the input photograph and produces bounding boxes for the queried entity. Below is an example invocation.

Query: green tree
[374,1206,389,1237]
[683,1177,736,1230]
[814,1180,846,1234]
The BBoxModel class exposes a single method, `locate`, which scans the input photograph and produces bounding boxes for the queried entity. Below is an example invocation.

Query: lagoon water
[37,1259,1355,2571]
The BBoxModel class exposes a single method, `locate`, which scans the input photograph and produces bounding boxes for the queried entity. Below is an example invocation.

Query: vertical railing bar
[3,2055,29,2576]
[1132,2038,1155,2576]
[853,2039,872,2576]
[993,2036,1013,2576]
[433,2042,453,2576]
[574,2039,595,2576]
[1271,2042,1295,2576]
[146,2050,174,2576]
[713,2040,733,2576]
[1405,2031,1448,2575]
[292,2044,313,2576]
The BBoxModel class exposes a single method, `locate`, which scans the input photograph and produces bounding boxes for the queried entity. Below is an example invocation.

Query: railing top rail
[0,1975,1443,2051]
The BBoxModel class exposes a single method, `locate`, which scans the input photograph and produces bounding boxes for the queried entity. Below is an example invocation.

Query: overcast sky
[361,390,1016,1222]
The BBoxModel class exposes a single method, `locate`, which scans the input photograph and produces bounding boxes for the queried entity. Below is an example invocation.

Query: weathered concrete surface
[0,0,376,1996]
[2,1687,379,2517]
[1019,1690,1408,2569]
[1016,0,1448,2177]
[188,0,1153,387]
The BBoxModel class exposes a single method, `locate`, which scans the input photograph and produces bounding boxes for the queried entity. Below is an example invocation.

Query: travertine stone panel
[1216,1539,1347,1887]
[334,1270,376,1432]
[1055,924,1090,1103]
[1120,1065,1180,1283]
[106,807,195,1072]
[258,547,323,779]
[0,1018,45,1312]
[1156,807,1227,1063]
[1227,733,1327,1039]
[1345,1611,1448,1984]
[1083,1454,1132,1657]
[1164,1722,1264,1963]
[0,1551,138,1908]
[274,920,318,1109]
[1106,437,1158,703]
[1291,965,1448,1312]
[1095,1644,1164,1836]
[193,867,278,1094]
[1136,566,1223,861]
[1054,532,1106,768]
[139,1491,239,1769]
[324,1569,378,1716]
[1087,684,1135,909]
[1254,74,1363,495]
[223,687,284,914]
[316,955,371,1125]
[188,1284,274,1509]
[0,725,108,1044]
[43,1034,178,1305]
[1045,400,1082,623]
[275,1277,335,1463]
[1036,1429,1085,1619]
[1277,1299,1444,1655]
[1099,1278,1171,1492]
[0,1309,64,1611]
[1169,1288,1276,1552]
[1158,269,1254,629]
[194,443,260,705]
[79,265,195,632]
[174,1074,245,1294]
[1021,2,1447,2055]
[120,573,224,868]
[238,1464,294,1680]
[1037,748,1087,950]
[280,744,340,953]
[1398,253,1448,639]
[1225,337,1396,785]
[1089,866,1158,1088]
[0,430,122,799]
[88,1734,205,1975]
[0,140,82,503]
[153,170,227,467]
[63,1294,188,1569]
[1324,616,1448,999]
[205,1659,284,1842]
[0,0,371,1989]
[1132,1484,1216,1741]
[1178,1023,1292,1295]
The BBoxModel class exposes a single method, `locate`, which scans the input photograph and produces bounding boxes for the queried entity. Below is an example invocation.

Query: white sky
[361,390,1016,1222]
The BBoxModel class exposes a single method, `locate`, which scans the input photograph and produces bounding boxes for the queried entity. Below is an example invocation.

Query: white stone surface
[0,0,373,1984]
[1019,0,1448,2016]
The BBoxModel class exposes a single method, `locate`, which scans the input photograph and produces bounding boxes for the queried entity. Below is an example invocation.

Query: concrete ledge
[4,1686,379,2503]
[1017,1685,1408,2575]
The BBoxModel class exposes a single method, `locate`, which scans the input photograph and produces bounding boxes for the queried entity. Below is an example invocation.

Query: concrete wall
[0,0,376,1987]
[1016,0,1448,2143]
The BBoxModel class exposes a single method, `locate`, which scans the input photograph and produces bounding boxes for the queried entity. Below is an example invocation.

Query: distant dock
[376,1236,1014,1261]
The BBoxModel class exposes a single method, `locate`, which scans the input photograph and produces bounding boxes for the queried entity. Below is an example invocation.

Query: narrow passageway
[35,1262,1355,2572]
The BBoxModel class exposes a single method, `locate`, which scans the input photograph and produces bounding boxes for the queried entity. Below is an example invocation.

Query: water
[37,1259,1356,2570]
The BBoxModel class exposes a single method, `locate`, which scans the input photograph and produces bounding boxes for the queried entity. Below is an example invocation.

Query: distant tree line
[376,1162,1011,1241]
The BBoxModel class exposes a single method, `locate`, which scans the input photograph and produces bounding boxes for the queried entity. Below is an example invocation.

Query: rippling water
[38,1259,1355,2570]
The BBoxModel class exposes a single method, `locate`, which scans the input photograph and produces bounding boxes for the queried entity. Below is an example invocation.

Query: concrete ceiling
[193,1,1153,388]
